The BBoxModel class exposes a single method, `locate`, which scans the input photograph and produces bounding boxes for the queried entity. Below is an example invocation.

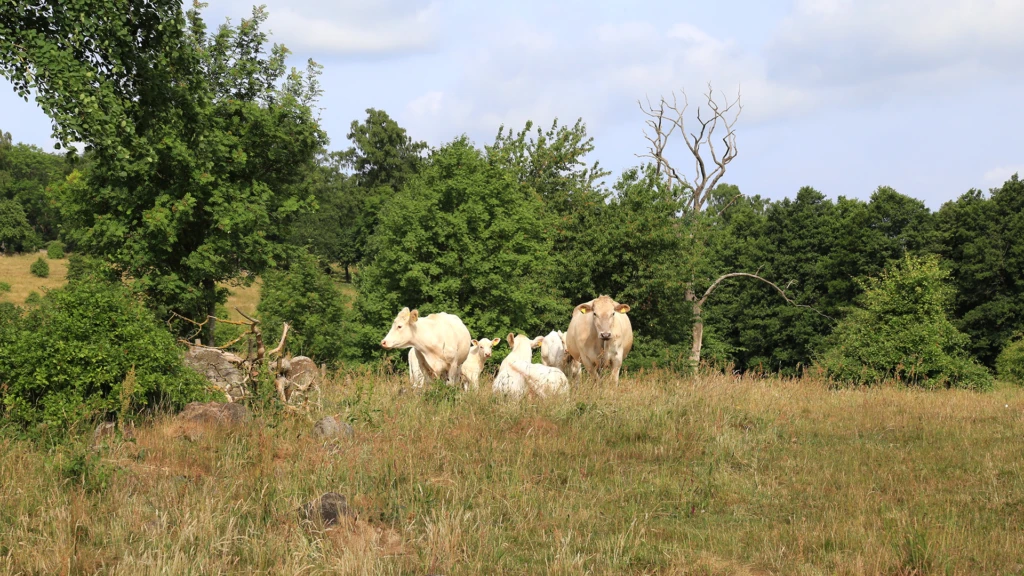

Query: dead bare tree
[637,83,819,367]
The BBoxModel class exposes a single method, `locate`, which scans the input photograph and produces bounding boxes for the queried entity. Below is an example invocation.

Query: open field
[0,255,353,321]
[2,371,1022,574]
[0,252,68,304]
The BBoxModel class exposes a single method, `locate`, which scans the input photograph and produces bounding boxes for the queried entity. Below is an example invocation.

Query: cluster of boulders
[183,345,322,405]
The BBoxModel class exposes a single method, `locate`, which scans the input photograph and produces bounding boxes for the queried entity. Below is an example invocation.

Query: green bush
[0,278,212,434]
[996,337,1024,386]
[819,254,992,390]
[46,240,65,259]
[257,249,353,365]
[29,256,49,278]
[65,253,118,284]
[0,281,10,293]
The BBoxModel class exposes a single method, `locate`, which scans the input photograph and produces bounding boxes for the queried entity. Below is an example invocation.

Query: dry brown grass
[0,251,68,304]
[221,279,262,322]
[2,370,1023,574]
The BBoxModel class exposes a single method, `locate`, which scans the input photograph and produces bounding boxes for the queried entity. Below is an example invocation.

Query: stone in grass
[300,492,351,527]
[312,415,354,439]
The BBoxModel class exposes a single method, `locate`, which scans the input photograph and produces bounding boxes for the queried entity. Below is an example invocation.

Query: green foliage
[0,278,211,434]
[29,256,49,278]
[487,118,609,303]
[705,185,938,374]
[0,281,9,293]
[591,165,691,347]
[24,291,41,306]
[3,3,327,344]
[46,240,64,259]
[257,248,352,365]
[356,136,566,354]
[996,337,1024,386]
[0,138,71,244]
[819,254,991,389]
[65,253,118,284]
[0,198,34,253]
[292,109,427,280]
[935,174,1024,366]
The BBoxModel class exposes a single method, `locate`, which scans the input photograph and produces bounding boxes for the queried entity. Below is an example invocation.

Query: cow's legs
[447,360,461,388]
[608,355,624,386]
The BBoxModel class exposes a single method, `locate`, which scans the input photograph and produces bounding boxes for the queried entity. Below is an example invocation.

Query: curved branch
[698,273,834,321]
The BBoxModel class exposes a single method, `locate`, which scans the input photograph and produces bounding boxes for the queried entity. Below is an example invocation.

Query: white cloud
[217,0,440,56]
[767,0,1024,88]
[983,165,1024,187]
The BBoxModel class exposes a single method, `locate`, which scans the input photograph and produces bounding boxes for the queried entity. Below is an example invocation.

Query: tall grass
[2,370,1022,574]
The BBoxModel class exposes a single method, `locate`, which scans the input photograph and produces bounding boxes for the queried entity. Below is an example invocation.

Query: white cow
[565,295,633,385]
[492,333,543,399]
[460,337,501,390]
[541,330,568,371]
[506,360,569,398]
[381,307,471,387]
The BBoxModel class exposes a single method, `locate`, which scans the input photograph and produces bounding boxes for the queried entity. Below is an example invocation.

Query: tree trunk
[687,287,703,367]
[344,263,351,284]
[203,278,217,346]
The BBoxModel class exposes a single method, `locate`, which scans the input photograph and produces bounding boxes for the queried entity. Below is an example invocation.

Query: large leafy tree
[356,136,565,353]
[1,2,328,343]
[487,118,609,303]
[0,135,71,244]
[819,254,991,390]
[288,151,362,281]
[935,174,1024,366]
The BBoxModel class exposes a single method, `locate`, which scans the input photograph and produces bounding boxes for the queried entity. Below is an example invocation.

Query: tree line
[1,1,1022,425]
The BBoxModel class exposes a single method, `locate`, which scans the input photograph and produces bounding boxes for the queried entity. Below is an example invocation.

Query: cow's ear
[409,309,419,323]
[471,339,479,347]
[491,338,501,347]
[574,303,593,315]
[506,332,515,348]
[615,304,631,314]
[531,336,544,348]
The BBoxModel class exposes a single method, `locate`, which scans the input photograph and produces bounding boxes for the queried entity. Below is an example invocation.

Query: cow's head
[506,332,544,352]
[575,295,630,341]
[380,307,419,349]
[471,337,502,359]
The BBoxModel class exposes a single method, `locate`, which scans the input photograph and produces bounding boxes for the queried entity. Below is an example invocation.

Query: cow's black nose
[600,332,611,340]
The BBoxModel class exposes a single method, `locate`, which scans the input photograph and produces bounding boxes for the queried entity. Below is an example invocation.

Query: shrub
[996,337,1024,386]
[29,256,49,278]
[258,249,353,365]
[24,291,41,305]
[65,253,118,284]
[0,278,212,434]
[818,254,992,390]
[0,198,33,254]
[46,240,65,259]
[0,281,10,293]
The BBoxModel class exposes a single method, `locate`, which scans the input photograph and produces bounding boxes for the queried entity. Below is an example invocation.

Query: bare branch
[268,322,290,357]
[235,307,259,325]
[638,83,742,213]
[698,272,834,321]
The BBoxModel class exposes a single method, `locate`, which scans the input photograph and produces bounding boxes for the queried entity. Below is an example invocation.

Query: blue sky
[2,0,1022,209]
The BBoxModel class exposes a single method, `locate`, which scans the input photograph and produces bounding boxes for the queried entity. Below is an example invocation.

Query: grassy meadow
[2,370,1023,575]
[0,252,68,303]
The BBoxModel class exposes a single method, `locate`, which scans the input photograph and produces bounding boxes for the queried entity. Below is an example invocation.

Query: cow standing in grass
[565,295,633,385]
[381,307,471,388]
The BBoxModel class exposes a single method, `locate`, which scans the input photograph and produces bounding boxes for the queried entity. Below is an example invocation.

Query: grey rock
[312,416,353,439]
[184,347,246,391]
[300,492,350,526]
[287,356,320,389]
[176,401,250,426]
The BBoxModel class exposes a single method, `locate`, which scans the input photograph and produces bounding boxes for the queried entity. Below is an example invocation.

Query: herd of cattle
[379,295,633,398]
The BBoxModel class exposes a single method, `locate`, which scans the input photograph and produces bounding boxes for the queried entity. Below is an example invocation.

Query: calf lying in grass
[507,360,568,398]
[494,333,568,399]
